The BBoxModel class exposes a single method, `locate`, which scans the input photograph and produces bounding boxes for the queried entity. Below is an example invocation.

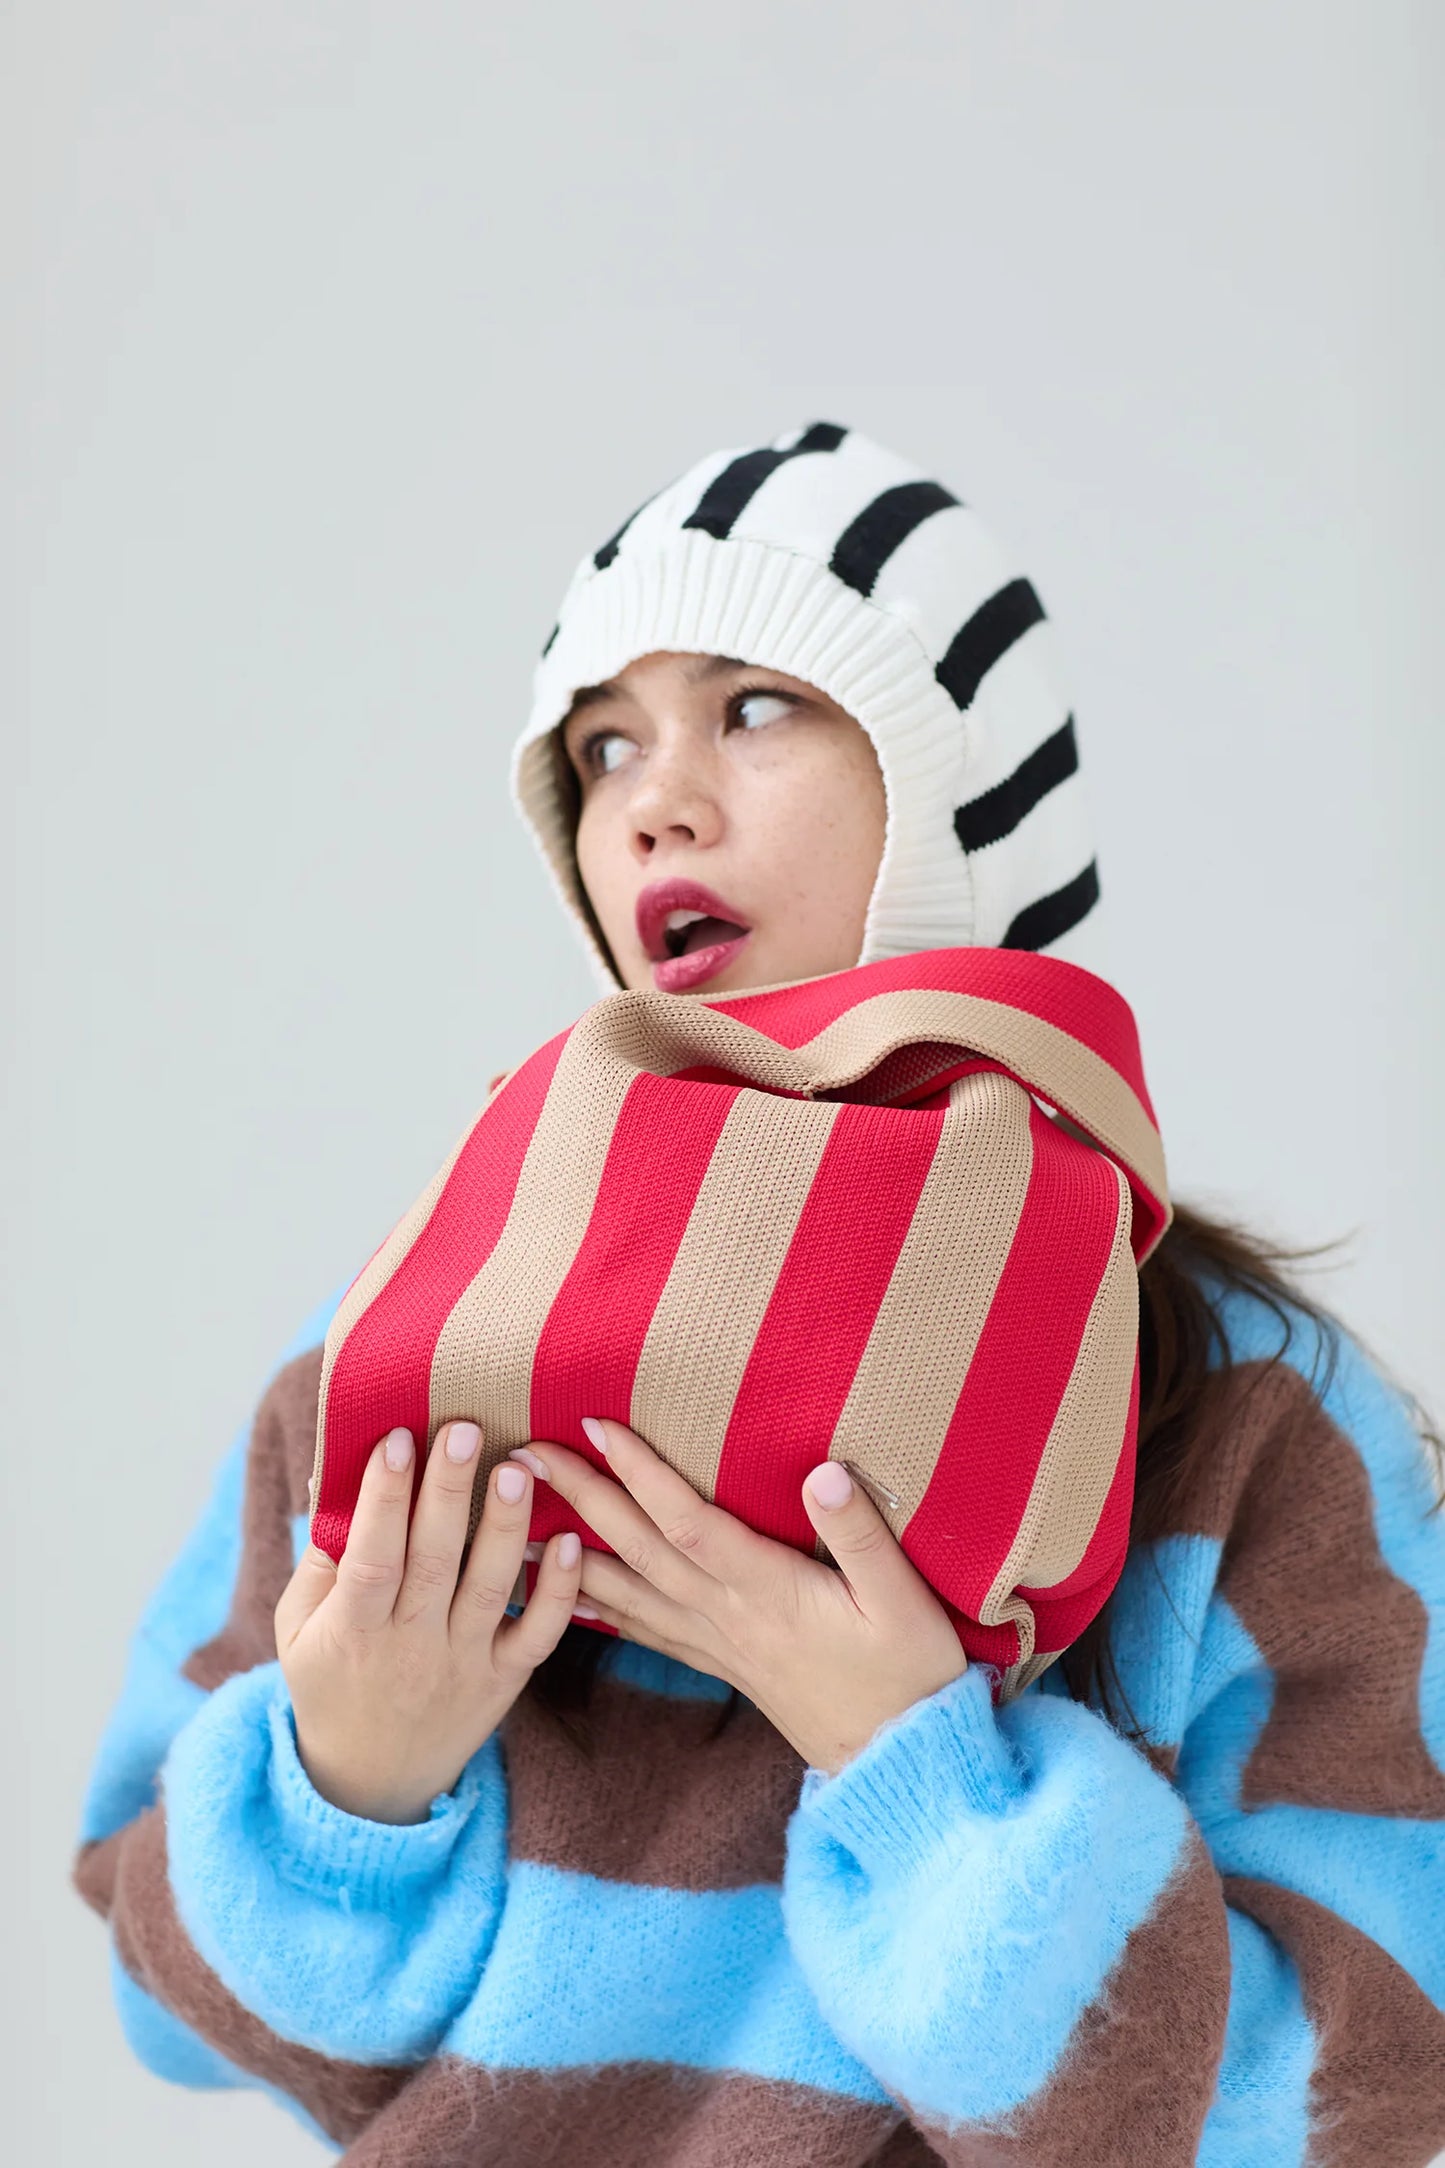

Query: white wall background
[6,4,1442,2160]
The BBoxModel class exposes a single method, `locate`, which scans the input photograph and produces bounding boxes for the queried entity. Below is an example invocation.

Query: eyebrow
[564,653,750,723]
[683,653,748,683]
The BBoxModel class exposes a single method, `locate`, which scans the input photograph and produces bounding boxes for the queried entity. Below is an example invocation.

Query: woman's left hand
[507,1419,969,1776]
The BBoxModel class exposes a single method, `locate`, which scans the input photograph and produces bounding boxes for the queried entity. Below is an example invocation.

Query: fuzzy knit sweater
[73,1276,1445,2166]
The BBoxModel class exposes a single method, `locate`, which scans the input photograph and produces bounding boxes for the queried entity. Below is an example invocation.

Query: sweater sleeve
[69,1290,510,2150]
[781,1326,1445,2167]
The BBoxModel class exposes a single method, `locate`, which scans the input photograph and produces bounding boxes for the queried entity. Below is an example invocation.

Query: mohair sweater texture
[73,1277,1445,2164]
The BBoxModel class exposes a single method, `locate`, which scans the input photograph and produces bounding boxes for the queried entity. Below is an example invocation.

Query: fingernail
[580,1417,608,1455]
[383,1427,413,1472]
[806,1461,853,1510]
[445,1421,481,1463]
[495,1462,527,1502]
[523,1541,544,1562]
[557,1532,582,1568]
[508,1446,551,1481]
[572,1601,600,1620]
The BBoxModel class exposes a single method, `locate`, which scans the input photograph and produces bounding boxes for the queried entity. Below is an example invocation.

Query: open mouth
[660,909,748,959]
[636,880,754,993]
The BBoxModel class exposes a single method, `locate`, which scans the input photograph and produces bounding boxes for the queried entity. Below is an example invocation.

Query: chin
[712,948,823,993]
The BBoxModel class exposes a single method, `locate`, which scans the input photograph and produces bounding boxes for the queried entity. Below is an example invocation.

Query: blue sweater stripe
[1194,1911,1314,2168]
[1053,1529,1223,1754]
[109,1942,249,2092]
[78,1423,246,1844]
[782,1660,1200,2124]
[161,1662,511,2065]
[446,1862,891,2101]
[109,1952,340,2146]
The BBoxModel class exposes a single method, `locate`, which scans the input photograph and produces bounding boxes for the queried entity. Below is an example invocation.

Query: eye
[733,689,795,731]
[578,729,634,776]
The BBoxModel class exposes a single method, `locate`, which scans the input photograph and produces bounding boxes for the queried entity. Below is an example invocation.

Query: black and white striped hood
[511,421,1100,992]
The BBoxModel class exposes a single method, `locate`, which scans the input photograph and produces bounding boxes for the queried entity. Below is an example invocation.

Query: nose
[627,735,724,859]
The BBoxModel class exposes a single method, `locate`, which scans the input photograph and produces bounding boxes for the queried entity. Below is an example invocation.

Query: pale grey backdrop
[7,4,1442,2161]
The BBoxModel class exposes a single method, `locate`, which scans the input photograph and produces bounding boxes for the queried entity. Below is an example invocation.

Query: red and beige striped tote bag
[310,947,1169,1702]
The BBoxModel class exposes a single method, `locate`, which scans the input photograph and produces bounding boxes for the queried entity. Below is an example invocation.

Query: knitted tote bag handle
[310,947,1169,1702]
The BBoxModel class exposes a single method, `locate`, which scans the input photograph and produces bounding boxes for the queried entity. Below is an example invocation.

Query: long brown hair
[525,1201,1445,1756]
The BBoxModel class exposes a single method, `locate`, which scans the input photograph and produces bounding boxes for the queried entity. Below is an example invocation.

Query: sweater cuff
[260,1670,503,1909]
[794,1662,1025,1881]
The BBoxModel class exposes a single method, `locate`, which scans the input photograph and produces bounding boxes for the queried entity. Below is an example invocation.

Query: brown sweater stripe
[83,1800,410,2145]
[341,2059,915,2168]
[501,1677,805,1891]
[1140,1360,1445,1818]
[1221,1873,1445,2168]
[182,1345,322,1693]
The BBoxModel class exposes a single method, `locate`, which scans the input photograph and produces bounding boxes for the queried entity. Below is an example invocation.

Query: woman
[72,423,1445,2165]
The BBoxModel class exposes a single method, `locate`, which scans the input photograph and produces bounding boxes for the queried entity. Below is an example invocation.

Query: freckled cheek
[764,833,855,937]
[796,794,884,935]
[730,795,810,910]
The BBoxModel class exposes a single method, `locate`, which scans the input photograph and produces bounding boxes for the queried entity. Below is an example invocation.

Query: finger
[506,1437,713,1610]
[801,1461,925,1616]
[495,1529,586,1674]
[273,1542,338,1653]
[570,1596,643,1646]
[333,1428,418,1628]
[575,1543,699,1648]
[395,1419,483,1623]
[570,1584,703,1671]
[576,1416,773,1589]
[450,1456,536,1640]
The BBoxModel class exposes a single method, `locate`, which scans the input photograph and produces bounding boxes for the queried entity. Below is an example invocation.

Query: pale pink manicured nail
[580,1417,608,1455]
[383,1428,413,1472]
[557,1532,582,1568]
[806,1461,853,1510]
[571,1603,600,1621]
[508,1447,551,1481]
[495,1463,527,1503]
[445,1420,481,1463]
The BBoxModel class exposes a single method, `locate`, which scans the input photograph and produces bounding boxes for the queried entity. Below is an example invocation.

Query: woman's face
[560,650,887,996]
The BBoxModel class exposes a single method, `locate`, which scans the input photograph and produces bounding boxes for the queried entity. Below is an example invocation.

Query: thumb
[274,1541,339,1653]
[801,1461,916,1612]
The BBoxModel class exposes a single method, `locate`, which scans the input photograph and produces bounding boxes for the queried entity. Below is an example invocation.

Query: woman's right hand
[274,1419,584,1824]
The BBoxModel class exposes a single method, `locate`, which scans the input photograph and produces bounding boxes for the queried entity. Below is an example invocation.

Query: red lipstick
[634,877,753,994]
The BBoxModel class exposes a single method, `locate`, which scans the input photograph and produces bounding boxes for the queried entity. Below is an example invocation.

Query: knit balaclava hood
[510,421,1100,993]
